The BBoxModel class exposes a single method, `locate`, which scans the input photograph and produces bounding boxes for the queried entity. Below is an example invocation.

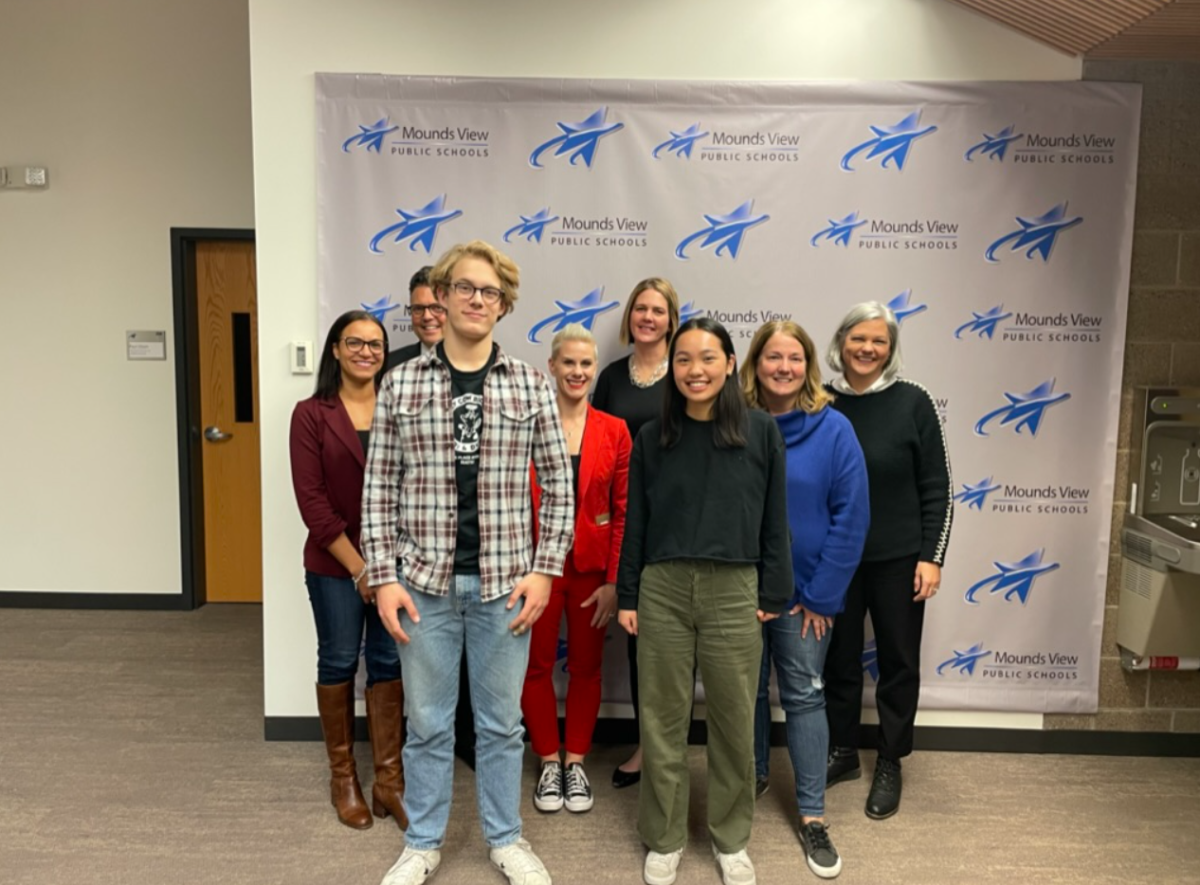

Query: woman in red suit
[289,310,406,832]
[522,324,632,815]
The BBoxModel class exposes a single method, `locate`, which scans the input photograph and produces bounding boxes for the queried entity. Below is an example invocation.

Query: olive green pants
[637,560,762,854]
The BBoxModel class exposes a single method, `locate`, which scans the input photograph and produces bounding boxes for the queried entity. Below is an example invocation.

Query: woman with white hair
[522,324,632,815]
[822,302,953,822]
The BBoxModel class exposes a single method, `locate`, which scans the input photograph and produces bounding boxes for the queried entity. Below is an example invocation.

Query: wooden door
[196,241,262,602]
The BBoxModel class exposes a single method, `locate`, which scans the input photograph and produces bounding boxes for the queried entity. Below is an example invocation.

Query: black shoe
[826,748,861,787]
[533,761,564,813]
[798,821,842,879]
[865,758,902,820]
[754,777,769,800]
[611,765,641,789]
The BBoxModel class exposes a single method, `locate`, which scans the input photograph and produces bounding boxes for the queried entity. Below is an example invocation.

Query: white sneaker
[711,844,757,885]
[380,846,441,885]
[489,838,552,885]
[643,848,683,885]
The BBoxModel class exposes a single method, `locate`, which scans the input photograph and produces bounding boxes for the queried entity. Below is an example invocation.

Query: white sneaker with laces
[379,846,441,885]
[711,843,757,885]
[643,847,683,885]
[489,838,552,885]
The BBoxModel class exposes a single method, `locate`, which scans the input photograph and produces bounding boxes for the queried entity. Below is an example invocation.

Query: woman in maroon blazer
[523,324,632,815]
[289,309,406,832]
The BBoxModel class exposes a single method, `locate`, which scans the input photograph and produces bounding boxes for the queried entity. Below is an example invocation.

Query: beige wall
[248,0,1080,718]
[1044,60,1200,734]
[0,1,255,595]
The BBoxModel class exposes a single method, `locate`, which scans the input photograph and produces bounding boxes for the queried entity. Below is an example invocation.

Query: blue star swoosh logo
[342,118,399,153]
[527,288,621,344]
[955,305,1013,340]
[886,290,927,324]
[841,111,937,172]
[653,123,710,159]
[974,378,1071,438]
[679,301,703,324]
[529,108,625,169]
[503,208,560,244]
[936,643,993,675]
[360,294,402,323]
[965,549,1061,605]
[368,194,463,255]
[811,211,867,247]
[675,200,770,260]
[985,202,1083,263]
[954,477,1001,510]
[965,125,1024,162]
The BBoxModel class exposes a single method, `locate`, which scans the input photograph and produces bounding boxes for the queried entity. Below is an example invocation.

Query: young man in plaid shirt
[363,240,574,885]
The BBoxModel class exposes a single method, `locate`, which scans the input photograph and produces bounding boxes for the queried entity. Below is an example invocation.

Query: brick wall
[1044,60,1200,733]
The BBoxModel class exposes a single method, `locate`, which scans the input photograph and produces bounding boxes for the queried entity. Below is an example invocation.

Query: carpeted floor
[1,605,1197,885]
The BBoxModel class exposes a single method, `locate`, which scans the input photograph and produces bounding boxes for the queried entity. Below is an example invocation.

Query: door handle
[204,426,234,442]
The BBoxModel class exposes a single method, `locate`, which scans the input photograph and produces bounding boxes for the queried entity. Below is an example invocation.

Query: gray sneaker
[798,821,842,879]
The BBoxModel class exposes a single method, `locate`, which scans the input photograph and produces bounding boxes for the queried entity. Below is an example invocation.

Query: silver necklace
[628,354,668,389]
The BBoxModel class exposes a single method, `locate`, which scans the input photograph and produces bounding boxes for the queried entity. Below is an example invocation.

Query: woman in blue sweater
[740,321,869,880]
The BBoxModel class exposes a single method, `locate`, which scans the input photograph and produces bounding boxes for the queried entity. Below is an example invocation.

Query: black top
[384,341,423,373]
[571,454,581,508]
[616,410,792,614]
[440,342,498,574]
[592,356,668,442]
[357,429,370,455]
[827,379,953,566]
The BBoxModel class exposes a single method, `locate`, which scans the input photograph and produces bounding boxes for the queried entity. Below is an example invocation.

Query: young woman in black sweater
[821,302,953,822]
[617,318,790,885]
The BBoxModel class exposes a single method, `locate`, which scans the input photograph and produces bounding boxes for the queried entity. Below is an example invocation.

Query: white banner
[317,74,1139,714]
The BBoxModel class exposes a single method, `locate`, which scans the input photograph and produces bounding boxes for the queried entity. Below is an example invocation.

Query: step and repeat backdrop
[317,74,1139,713]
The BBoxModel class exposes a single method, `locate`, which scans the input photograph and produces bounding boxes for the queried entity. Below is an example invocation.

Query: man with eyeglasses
[383,265,479,772]
[385,266,444,371]
[363,240,573,885]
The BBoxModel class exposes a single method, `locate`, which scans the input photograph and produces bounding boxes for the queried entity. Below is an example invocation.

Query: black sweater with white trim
[827,379,953,566]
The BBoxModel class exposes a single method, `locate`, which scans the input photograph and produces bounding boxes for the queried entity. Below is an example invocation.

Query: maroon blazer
[532,405,632,584]
[289,395,367,578]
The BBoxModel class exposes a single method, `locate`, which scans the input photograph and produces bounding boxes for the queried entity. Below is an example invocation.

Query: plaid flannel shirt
[361,345,574,602]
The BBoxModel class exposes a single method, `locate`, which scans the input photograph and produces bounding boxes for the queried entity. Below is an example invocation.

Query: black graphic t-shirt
[440,342,497,575]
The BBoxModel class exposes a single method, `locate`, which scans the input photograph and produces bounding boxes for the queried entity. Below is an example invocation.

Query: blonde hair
[549,323,598,359]
[618,278,681,347]
[740,320,833,414]
[429,240,520,316]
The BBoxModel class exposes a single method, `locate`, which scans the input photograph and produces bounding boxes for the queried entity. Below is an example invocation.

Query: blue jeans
[397,574,531,850]
[754,610,832,818]
[305,571,400,687]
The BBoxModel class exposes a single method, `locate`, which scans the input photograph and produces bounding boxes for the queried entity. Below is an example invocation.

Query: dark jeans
[305,571,400,687]
[823,554,924,762]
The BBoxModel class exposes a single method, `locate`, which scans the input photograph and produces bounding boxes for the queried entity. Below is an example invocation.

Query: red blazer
[289,395,367,577]
[532,405,632,584]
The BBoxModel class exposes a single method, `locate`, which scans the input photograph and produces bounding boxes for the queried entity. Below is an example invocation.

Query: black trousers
[824,553,924,762]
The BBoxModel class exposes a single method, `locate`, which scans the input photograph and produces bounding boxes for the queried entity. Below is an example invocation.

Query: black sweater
[827,379,953,566]
[592,356,668,443]
[616,410,792,614]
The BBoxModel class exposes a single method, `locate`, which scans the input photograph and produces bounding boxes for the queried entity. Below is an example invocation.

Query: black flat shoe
[826,747,861,787]
[611,765,641,789]
[865,758,902,820]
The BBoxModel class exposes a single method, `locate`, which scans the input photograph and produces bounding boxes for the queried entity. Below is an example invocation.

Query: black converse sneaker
[798,821,842,879]
[563,762,594,813]
[533,760,564,812]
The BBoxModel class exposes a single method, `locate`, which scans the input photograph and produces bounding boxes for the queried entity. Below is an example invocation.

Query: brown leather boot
[365,679,409,829]
[315,682,372,829]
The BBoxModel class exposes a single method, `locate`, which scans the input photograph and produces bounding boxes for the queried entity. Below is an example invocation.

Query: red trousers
[521,559,609,757]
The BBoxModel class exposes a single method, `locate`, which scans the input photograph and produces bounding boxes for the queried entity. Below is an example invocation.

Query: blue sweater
[775,407,870,616]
